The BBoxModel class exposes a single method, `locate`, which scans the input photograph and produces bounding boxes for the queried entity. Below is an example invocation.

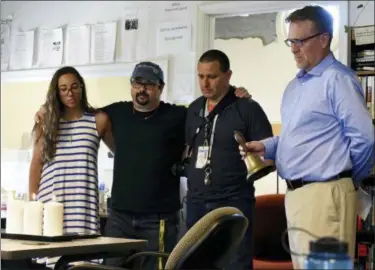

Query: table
[1,237,147,269]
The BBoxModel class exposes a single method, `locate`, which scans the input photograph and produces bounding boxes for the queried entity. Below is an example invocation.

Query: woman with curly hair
[29,66,113,240]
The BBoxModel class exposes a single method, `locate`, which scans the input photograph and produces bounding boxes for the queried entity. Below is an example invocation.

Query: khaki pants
[285,177,357,269]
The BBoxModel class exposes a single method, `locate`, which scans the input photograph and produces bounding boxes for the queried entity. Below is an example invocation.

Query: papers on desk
[65,25,91,66]
[38,28,63,68]
[9,31,35,70]
[90,22,117,64]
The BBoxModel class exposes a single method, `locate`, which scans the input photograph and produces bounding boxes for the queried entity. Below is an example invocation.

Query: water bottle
[305,237,353,269]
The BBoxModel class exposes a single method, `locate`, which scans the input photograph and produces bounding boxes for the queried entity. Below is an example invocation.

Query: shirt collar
[296,52,335,78]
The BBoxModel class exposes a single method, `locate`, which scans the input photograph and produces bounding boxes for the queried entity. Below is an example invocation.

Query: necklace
[132,107,158,120]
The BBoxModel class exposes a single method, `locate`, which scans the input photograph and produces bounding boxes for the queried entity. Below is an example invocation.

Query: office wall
[1,1,200,104]
[0,1,200,57]
[0,0,192,193]
[1,77,131,149]
[349,0,375,26]
[1,1,374,195]
[1,77,131,192]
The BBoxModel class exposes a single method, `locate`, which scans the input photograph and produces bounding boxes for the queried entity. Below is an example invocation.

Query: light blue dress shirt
[263,53,374,184]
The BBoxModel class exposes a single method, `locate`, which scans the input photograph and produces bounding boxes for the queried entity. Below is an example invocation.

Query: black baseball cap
[131,61,164,84]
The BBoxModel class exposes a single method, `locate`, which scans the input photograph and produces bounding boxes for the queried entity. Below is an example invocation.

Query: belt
[286,170,352,191]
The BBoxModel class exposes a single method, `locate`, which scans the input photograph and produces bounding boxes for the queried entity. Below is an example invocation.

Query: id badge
[195,146,209,169]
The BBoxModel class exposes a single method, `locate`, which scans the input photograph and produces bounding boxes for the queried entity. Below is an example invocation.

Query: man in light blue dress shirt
[240,5,374,269]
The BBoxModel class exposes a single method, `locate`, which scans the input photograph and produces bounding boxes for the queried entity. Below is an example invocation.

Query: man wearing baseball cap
[101,61,250,269]
[132,61,164,83]
[101,61,186,270]
[34,60,250,270]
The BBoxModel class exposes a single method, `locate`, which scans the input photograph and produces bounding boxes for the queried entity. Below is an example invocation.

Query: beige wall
[1,76,132,192]
[1,76,132,149]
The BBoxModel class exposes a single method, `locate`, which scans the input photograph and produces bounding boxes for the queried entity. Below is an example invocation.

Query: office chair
[68,206,248,270]
[253,194,293,269]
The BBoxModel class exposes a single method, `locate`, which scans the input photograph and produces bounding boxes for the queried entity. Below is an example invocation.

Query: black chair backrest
[175,214,248,269]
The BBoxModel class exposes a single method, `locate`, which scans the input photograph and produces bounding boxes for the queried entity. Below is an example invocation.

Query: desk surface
[1,237,147,260]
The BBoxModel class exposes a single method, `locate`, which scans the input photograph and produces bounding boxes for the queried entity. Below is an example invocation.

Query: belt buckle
[288,179,304,190]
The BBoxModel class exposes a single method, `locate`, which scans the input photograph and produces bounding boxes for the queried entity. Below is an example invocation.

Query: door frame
[195,1,349,63]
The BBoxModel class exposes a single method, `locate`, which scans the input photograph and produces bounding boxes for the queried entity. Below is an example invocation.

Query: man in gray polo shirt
[185,49,274,269]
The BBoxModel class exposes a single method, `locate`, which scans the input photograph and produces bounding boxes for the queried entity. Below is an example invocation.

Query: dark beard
[135,92,150,105]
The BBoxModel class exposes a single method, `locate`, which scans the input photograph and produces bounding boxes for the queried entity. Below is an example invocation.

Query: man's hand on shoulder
[95,111,111,135]
[95,110,109,123]
[35,105,47,123]
[95,111,115,153]
[234,86,252,99]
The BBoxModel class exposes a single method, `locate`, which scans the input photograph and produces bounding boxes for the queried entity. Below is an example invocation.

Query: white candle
[23,201,43,235]
[43,201,64,236]
[6,199,25,234]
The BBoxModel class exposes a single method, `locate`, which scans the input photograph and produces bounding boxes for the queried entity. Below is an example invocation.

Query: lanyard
[203,114,218,162]
[202,114,218,185]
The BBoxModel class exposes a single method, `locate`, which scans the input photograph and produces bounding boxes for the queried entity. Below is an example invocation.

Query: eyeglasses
[131,81,160,91]
[59,83,82,95]
[284,33,322,47]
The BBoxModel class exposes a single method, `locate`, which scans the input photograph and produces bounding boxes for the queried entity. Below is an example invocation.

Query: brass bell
[234,131,275,181]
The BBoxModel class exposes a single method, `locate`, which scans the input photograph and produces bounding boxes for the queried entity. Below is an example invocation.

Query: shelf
[356,70,375,76]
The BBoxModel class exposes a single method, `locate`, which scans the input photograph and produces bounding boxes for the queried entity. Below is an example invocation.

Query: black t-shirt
[185,89,273,200]
[101,101,187,213]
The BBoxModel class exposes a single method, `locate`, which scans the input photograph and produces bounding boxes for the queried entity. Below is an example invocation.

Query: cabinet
[348,25,375,121]
[349,24,375,270]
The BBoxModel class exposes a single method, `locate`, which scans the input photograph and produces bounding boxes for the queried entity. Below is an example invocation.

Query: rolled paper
[43,200,64,236]
[23,200,43,235]
[6,199,25,234]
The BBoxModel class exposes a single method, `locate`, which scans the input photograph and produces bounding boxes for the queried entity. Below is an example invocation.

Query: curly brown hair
[32,66,95,163]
